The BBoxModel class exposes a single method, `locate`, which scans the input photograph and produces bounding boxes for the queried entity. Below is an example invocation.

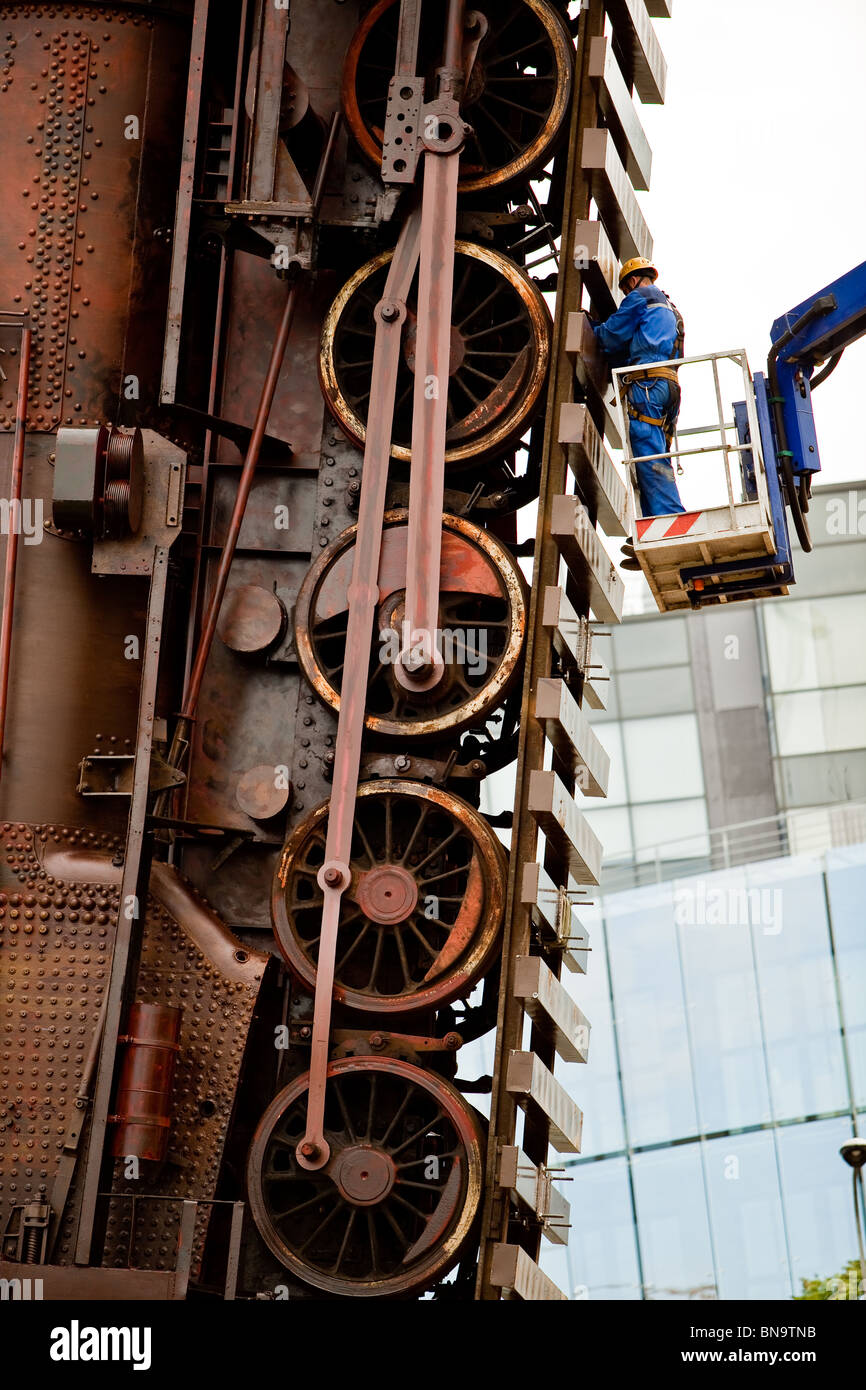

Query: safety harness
[619,288,685,449]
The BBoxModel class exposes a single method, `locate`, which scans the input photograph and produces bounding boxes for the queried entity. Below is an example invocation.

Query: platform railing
[611,348,771,530]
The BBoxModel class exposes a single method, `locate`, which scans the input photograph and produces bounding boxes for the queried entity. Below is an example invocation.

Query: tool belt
[619,366,681,446]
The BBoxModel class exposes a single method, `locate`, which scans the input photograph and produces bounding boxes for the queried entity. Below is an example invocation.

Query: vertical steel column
[476,0,605,1300]
[0,321,30,784]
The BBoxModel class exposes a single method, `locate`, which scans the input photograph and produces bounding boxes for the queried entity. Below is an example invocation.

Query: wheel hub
[356,864,418,924]
[332,1144,396,1205]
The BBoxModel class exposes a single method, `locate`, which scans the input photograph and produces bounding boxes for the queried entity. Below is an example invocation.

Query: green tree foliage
[795,1259,863,1300]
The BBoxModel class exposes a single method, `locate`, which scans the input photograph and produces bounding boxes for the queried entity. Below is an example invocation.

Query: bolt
[299,1141,318,1159]
[299,1025,312,1041]
[379,301,399,322]
[468,758,486,776]
[369,1032,386,1051]
[394,755,411,773]
[444,1032,461,1050]
[323,866,342,887]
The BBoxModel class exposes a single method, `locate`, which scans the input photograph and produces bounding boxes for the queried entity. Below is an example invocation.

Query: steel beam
[559,402,631,537]
[528,769,603,886]
[505,1050,584,1152]
[550,494,625,624]
[588,36,652,189]
[581,127,652,261]
[535,677,610,796]
[490,1243,568,1300]
[605,0,667,104]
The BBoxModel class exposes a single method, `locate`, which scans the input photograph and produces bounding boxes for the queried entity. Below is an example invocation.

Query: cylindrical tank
[110,1002,182,1163]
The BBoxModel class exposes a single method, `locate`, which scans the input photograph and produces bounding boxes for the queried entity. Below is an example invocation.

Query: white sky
[636,0,866,486]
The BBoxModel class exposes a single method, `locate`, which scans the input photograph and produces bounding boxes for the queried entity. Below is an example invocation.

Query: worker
[593,257,685,569]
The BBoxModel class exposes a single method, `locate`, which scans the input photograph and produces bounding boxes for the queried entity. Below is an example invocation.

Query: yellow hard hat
[619,257,658,288]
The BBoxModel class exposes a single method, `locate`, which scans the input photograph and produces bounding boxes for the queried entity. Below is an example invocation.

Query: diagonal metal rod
[0,322,31,785]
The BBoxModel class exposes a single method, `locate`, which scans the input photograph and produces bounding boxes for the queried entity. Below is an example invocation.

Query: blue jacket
[593,284,681,367]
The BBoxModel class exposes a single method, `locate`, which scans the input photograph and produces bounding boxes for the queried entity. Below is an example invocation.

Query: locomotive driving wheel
[273,780,506,1014]
[294,510,526,739]
[319,241,550,467]
[247,1056,484,1297]
[342,0,574,194]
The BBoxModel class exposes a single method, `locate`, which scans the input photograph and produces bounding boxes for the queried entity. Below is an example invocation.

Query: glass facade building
[538,844,865,1299]
[534,483,866,1299]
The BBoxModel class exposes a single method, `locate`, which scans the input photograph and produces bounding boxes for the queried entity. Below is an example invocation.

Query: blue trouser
[627,378,684,516]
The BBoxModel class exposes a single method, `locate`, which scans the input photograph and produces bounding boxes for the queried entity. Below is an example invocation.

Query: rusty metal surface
[0,7,188,433]
[342,0,574,195]
[109,1002,182,1162]
[27,842,269,1274]
[0,0,661,1301]
[0,822,121,1264]
[99,867,268,1277]
[0,436,147,831]
[318,241,551,467]
[0,321,30,781]
[246,1056,484,1297]
[273,778,505,1014]
[293,510,527,740]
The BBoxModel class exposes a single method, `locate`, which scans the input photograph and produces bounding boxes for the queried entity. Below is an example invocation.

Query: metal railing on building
[601,799,866,893]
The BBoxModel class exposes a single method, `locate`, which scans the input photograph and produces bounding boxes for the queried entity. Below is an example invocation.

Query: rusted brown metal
[398,2,466,692]
[247,1056,484,1297]
[297,209,422,1169]
[342,0,574,195]
[293,510,526,739]
[319,241,551,467]
[0,321,30,785]
[274,779,505,1014]
[110,1004,182,1163]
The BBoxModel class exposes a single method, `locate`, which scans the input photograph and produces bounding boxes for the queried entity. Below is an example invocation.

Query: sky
[636,0,866,488]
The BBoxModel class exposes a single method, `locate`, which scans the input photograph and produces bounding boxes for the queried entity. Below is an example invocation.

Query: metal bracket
[381,76,425,184]
[77,748,187,798]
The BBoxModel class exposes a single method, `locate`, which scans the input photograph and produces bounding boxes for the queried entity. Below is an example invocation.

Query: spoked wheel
[342,0,574,194]
[273,780,506,1014]
[319,241,550,467]
[247,1057,484,1297]
[294,510,526,739]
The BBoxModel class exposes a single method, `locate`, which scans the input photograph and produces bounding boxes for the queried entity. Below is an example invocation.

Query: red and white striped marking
[636,511,704,542]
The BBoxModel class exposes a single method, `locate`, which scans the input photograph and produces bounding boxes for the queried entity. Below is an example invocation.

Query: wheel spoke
[399,801,431,864]
[331,1208,357,1275]
[297,1198,343,1254]
[336,919,372,971]
[412,827,461,875]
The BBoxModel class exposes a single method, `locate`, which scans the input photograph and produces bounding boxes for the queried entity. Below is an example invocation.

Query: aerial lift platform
[611,260,866,612]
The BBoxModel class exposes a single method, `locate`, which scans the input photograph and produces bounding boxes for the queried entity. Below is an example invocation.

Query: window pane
[543,1157,641,1300]
[631,1146,716,1299]
[612,616,689,671]
[632,799,710,862]
[676,869,772,1132]
[606,885,698,1145]
[622,713,704,803]
[826,844,866,1107]
[777,1117,860,1293]
[773,686,866,756]
[584,805,632,860]
[587,721,627,806]
[751,859,848,1120]
[554,906,624,1157]
[764,595,866,692]
[703,1132,790,1299]
[617,665,694,719]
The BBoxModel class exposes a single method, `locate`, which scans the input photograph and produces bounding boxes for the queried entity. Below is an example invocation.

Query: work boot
[619,539,641,572]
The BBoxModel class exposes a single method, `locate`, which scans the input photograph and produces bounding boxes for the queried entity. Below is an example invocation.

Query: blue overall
[593,285,684,516]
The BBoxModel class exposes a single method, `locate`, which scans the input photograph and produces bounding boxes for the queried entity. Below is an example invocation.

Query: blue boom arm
[769,259,866,479]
